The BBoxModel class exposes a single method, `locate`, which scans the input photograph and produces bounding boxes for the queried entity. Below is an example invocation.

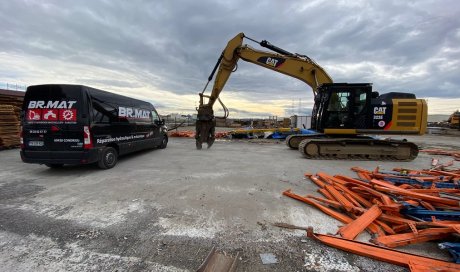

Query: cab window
[354,92,367,115]
[327,91,350,112]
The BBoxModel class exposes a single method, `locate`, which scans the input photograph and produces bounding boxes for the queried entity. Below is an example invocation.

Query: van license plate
[29,141,44,147]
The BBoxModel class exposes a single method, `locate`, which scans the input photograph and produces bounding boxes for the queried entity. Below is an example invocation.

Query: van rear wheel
[98,147,118,169]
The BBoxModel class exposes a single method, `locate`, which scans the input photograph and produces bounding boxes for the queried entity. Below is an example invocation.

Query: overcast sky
[1,0,459,117]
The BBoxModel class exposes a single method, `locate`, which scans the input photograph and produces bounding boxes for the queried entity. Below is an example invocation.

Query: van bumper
[20,149,100,165]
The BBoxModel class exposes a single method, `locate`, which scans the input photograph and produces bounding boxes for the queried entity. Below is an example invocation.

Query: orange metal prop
[309,175,327,188]
[334,174,371,187]
[317,172,347,185]
[338,205,382,240]
[304,195,386,237]
[345,189,373,208]
[419,201,435,211]
[325,185,355,212]
[357,172,371,181]
[283,189,353,224]
[371,227,453,248]
[398,184,415,189]
[284,190,384,236]
[408,188,460,194]
[306,195,342,209]
[351,166,372,174]
[370,179,459,206]
[374,220,396,235]
[343,192,363,208]
[317,188,335,200]
[351,185,394,205]
[378,213,415,225]
[332,183,364,208]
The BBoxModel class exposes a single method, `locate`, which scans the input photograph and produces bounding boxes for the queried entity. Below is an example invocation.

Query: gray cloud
[1,0,459,116]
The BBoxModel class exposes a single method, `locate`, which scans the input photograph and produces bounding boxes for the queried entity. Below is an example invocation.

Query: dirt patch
[0,180,45,201]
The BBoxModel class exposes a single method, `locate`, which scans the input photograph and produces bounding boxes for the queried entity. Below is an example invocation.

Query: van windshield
[23,85,83,124]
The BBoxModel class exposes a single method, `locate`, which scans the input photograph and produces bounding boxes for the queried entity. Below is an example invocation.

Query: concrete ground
[0,134,459,271]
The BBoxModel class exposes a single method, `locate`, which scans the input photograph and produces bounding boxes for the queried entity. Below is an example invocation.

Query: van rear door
[22,85,87,152]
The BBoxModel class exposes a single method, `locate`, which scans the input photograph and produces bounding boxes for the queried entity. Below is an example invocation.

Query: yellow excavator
[196,33,427,160]
[448,110,460,129]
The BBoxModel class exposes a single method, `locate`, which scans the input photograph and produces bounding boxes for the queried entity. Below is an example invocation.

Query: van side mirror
[154,119,165,126]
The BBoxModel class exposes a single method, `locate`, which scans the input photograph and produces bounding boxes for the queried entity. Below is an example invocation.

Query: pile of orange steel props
[283,166,460,271]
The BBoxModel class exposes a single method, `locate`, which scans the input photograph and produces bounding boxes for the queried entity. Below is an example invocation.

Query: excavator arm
[196,32,332,149]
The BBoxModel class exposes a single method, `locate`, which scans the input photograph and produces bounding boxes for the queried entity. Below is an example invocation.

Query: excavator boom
[196,32,332,149]
[202,33,332,108]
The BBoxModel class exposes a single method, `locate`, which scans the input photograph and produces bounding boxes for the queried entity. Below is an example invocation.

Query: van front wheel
[98,147,118,169]
[158,135,168,149]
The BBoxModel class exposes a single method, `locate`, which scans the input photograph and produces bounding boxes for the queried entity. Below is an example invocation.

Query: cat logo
[266,57,279,67]
[257,56,285,68]
[373,107,387,115]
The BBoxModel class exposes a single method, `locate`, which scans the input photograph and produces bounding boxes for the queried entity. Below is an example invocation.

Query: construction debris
[282,164,460,270]
[169,128,303,139]
[307,228,460,272]
[272,222,309,231]
[196,246,238,272]
[421,149,460,161]
[169,130,195,137]
[169,130,229,138]
[439,242,460,264]
[229,128,301,139]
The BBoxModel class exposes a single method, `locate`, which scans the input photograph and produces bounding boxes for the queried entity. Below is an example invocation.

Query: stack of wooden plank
[0,93,23,108]
[0,105,21,148]
[283,164,460,270]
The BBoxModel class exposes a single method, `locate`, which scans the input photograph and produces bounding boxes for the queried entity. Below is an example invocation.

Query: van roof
[27,84,155,109]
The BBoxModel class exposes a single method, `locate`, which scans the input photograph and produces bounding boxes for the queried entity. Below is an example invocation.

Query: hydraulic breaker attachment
[195,104,215,149]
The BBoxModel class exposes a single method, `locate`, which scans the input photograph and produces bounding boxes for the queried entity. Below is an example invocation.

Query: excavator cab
[312,83,372,133]
[311,82,425,137]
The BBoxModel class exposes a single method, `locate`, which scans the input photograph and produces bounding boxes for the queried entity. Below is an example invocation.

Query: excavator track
[298,137,419,161]
[286,134,323,149]
[286,134,375,149]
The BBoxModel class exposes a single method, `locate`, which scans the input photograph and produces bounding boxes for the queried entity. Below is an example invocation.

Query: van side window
[92,106,109,123]
[151,110,159,122]
[91,99,117,124]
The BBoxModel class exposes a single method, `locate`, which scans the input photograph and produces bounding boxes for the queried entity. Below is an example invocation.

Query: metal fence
[0,83,27,91]
[163,116,196,129]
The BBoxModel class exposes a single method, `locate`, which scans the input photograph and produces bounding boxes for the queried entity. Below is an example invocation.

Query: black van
[20,84,168,169]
